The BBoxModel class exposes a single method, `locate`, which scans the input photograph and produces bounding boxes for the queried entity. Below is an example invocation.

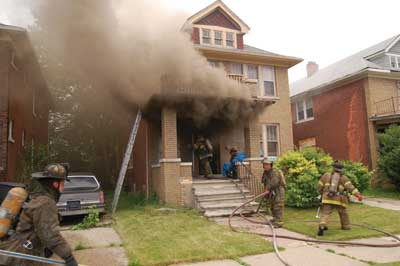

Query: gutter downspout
[145,121,149,199]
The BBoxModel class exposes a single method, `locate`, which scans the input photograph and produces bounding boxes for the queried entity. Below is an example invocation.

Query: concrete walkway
[53,227,128,266]
[172,216,400,266]
[362,197,400,211]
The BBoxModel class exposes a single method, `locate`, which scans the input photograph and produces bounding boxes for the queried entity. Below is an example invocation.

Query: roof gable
[195,7,240,31]
[387,36,400,54]
[184,0,250,33]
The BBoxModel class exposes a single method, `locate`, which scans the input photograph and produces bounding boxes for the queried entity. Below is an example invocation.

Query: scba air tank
[328,172,341,197]
[0,187,28,238]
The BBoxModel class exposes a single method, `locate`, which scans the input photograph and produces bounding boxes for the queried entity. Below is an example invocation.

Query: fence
[237,162,264,197]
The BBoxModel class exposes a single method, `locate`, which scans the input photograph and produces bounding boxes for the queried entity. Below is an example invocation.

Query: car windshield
[64,176,99,192]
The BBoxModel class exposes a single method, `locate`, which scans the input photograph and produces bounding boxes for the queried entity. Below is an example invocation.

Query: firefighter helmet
[332,161,344,173]
[262,158,273,165]
[32,163,69,181]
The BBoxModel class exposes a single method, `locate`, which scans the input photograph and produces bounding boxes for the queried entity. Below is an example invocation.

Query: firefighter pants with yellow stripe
[319,204,350,230]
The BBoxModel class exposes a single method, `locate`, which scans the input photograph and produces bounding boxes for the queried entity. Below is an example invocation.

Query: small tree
[16,144,50,183]
[378,125,400,190]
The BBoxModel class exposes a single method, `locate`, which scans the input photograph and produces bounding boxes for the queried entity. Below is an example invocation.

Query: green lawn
[113,193,273,266]
[284,203,400,241]
[371,262,400,266]
[364,187,400,200]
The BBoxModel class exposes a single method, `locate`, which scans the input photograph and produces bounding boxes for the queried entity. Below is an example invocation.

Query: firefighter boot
[317,226,324,236]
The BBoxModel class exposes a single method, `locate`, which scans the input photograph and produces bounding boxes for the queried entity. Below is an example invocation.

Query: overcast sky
[1,0,399,83]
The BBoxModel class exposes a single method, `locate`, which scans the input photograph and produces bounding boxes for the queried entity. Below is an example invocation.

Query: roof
[194,44,303,66]
[183,0,250,33]
[0,23,25,32]
[290,34,400,97]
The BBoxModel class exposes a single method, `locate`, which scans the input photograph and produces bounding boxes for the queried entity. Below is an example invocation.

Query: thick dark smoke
[4,0,257,124]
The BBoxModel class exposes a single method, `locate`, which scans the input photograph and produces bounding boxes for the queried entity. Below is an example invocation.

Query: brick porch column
[246,117,264,195]
[160,107,181,205]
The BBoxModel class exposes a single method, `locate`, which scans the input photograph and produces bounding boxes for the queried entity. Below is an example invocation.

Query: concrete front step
[197,194,255,204]
[192,179,235,185]
[204,208,255,218]
[200,201,259,210]
[195,189,250,197]
[193,184,240,191]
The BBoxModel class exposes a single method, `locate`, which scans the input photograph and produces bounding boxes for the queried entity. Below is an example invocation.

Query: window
[389,55,400,69]
[261,66,275,97]
[226,32,234,47]
[202,29,211,44]
[8,120,15,143]
[247,64,258,80]
[208,60,219,68]
[214,31,222,46]
[225,62,243,75]
[296,98,314,122]
[261,124,280,157]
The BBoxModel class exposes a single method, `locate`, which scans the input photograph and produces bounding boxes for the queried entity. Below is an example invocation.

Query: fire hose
[0,249,87,265]
[228,191,400,266]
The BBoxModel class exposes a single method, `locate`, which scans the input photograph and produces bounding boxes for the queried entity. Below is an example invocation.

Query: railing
[227,74,243,82]
[236,162,264,197]
[374,96,400,116]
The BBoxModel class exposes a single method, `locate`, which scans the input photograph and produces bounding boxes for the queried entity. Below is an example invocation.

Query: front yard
[113,193,273,266]
[284,203,400,241]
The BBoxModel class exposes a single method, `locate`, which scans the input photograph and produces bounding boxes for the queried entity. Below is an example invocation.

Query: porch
[145,97,269,206]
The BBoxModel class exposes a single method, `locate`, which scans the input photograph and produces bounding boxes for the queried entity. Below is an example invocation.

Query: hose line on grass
[228,191,400,266]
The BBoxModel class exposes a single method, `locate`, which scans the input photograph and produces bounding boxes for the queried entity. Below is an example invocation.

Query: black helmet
[332,161,344,173]
[32,163,70,181]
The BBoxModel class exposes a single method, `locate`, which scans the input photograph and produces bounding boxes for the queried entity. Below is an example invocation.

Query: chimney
[306,61,319,77]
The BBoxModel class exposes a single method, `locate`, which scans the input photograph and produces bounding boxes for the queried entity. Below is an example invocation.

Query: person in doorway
[193,136,213,179]
[317,161,363,236]
[0,164,78,266]
[261,158,286,228]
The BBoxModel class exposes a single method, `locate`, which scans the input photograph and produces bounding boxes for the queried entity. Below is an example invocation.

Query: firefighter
[227,146,238,179]
[0,164,78,266]
[194,136,213,179]
[261,158,286,228]
[317,161,363,236]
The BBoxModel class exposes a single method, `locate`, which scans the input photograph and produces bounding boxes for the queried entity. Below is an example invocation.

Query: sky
[1,0,399,83]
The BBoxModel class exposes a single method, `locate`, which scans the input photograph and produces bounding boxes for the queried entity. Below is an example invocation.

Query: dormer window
[389,55,400,69]
[214,31,222,46]
[202,29,211,44]
[226,32,234,47]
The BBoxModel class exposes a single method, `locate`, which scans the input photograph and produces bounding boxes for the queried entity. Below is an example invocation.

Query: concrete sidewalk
[172,217,400,266]
[362,197,400,211]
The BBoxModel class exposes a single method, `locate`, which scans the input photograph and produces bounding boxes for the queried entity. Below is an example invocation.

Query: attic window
[226,32,234,47]
[214,31,222,46]
[389,55,400,69]
[202,29,211,44]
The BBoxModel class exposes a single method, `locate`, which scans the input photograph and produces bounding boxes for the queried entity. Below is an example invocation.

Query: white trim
[180,162,193,166]
[151,164,161,168]
[385,35,400,52]
[263,124,281,157]
[8,120,15,143]
[260,65,276,97]
[295,117,315,124]
[198,25,238,49]
[159,158,182,163]
[296,98,314,122]
[184,0,250,34]
[245,157,263,161]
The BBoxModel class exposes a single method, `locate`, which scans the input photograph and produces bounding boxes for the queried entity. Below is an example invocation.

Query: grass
[113,192,273,266]
[74,242,89,251]
[364,187,400,200]
[284,203,400,241]
[369,262,400,266]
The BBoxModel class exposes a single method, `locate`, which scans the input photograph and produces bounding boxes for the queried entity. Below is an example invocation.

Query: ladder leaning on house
[111,109,142,215]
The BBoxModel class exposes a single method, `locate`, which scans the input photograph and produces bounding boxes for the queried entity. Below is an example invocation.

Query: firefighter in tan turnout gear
[261,158,286,228]
[0,164,78,266]
[317,161,363,236]
[194,136,213,179]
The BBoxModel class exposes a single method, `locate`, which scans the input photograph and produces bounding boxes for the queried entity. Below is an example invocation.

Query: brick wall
[161,108,177,159]
[192,27,200,44]
[0,41,10,180]
[194,8,241,30]
[237,34,244,49]
[292,79,370,167]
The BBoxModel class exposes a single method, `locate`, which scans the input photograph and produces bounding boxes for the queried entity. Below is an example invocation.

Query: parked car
[57,173,105,218]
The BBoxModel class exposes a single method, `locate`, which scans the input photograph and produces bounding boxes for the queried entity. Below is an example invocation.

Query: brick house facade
[126,1,302,206]
[0,24,51,181]
[291,35,400,170]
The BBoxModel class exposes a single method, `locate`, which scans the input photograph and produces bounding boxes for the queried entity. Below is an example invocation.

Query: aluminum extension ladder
[111,109,142,215]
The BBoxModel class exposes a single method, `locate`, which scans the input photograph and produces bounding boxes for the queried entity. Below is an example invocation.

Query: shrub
[378,125,400,190]
[275,151,320,208]
[340,160,371,192]
[275,147,371,208]
[72,206,100,230]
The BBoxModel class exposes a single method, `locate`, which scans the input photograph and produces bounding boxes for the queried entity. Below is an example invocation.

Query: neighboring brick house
[127,0,302,206]
[290,34,400,170]
[0,24,51,181]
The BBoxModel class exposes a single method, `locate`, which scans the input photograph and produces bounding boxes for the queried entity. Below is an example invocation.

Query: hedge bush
[378,125,400,190]
[275,147,371,208]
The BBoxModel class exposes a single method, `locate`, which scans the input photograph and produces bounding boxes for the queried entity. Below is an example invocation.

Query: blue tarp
[222,152,247,177]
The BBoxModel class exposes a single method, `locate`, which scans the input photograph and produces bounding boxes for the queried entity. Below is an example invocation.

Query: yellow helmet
[32,163,69,181]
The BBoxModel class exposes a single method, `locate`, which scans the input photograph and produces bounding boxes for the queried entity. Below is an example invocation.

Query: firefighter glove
[356,194,363,202]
